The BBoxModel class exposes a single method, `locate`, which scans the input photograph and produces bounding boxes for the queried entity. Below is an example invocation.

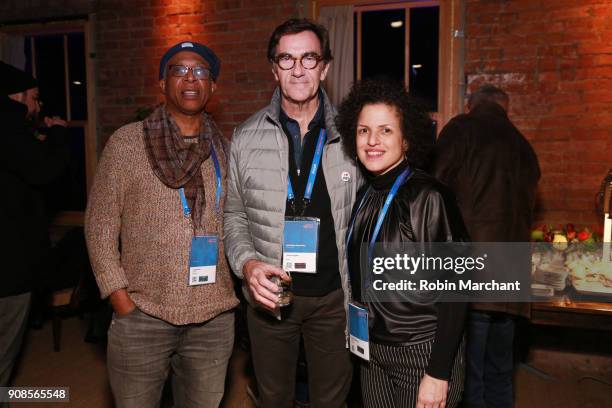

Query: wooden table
[530,299,612,330]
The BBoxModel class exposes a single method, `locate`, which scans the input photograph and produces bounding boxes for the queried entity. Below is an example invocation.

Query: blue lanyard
[287,128,327,204]
[179,145,222,218]
[346,166,413,270]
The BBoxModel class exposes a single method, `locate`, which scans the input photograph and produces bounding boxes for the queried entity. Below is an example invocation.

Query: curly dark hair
[267,18,333,63]
[336,79,434,170]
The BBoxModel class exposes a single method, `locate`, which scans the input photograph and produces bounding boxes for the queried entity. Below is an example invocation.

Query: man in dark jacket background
[433,85,540,408]
[0,61,69,388]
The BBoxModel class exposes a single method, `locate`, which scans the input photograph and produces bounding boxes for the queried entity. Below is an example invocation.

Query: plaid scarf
[143,105,224,230]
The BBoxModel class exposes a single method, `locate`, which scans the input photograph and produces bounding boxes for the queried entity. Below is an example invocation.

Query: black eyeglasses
[168,64,211,80]
[273,53,323,70]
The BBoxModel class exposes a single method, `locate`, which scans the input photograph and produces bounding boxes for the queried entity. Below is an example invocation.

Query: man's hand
[43,116,67,128]
[417,374,448,408]
[242,259,291,311]
[109,289,136,317]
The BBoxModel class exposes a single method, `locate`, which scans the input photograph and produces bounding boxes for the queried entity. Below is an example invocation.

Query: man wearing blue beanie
[85,42,238,407]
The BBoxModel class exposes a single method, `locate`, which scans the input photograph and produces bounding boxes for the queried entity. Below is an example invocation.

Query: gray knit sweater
[85,120,238,325]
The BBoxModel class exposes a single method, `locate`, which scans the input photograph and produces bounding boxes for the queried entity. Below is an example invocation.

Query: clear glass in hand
[270,276,293,307]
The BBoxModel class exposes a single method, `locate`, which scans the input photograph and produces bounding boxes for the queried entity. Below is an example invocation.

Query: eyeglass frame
[272,52,325,70]
[166,64,212,80]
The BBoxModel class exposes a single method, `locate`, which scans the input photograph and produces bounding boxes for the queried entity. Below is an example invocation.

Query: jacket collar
[265,86,340,143]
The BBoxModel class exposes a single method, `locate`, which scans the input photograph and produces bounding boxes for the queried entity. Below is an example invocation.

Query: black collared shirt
[279,95,341,297]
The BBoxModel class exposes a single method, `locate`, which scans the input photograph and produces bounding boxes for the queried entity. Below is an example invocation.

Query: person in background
[224,18,361,408]
[337,79,469,408]
[433,84,541,408]
[85,42,238,408]
[0,61,69,391]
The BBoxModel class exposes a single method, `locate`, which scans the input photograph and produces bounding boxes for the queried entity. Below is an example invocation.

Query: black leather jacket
[347,160,469,380]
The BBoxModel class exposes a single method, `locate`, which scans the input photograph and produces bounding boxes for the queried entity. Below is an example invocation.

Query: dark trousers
[0,292,31,388]
[361,338,465,408]
[246,288,352,408]
[463,311,514,408]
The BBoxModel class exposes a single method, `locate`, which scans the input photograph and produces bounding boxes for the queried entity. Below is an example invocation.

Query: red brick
[179,14,204,25]
[215,0,242,11]
[466,2,504,15]
[95,0,612,225]
[576,66,612,80]
[537,57,561,72]
[155,15,179,25]
[570,128,611,141]
[550,103,586,116]
[509,21,564,36]
[96,0,298,148]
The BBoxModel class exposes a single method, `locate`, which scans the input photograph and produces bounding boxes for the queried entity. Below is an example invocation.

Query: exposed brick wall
[5,0,610,227]
[465,0,612,227]
[95,0,302,147]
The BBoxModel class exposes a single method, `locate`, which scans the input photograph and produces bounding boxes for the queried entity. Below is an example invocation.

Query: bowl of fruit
[531,224,599,250]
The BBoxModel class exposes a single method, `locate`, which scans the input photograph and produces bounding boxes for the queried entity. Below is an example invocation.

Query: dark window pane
[34,35,67,118]
[409,6,439,111]
[43,127,87,212]
[353,12,358,82]
[68,33,87,120]
[361,9,405,83]
[431,119,438,144]
[24,37,33,76]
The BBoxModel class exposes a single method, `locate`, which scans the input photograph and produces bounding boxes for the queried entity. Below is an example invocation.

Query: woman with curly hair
[337,79,468,408]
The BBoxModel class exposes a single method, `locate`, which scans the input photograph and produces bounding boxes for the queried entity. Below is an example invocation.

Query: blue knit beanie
[158,41,220,81]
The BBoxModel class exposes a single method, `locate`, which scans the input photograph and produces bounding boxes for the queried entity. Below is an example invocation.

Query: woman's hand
[417,374,448,408]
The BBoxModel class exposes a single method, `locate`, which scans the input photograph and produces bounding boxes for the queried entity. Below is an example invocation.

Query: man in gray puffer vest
[224,18,361,408]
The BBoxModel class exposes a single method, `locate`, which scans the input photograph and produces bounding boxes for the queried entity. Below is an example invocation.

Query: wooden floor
[11,317,112,408]
[10,317,612,407]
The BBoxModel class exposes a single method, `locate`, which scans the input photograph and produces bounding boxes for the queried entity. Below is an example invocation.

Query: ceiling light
[412,64,422,69]
[390,21,403,28]
[72,81,82,85]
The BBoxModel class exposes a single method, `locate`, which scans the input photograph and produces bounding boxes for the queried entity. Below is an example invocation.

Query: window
[316,0,464,132]
[25,33,88,121]
[356,2,440,111]
[1,21,97,225]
